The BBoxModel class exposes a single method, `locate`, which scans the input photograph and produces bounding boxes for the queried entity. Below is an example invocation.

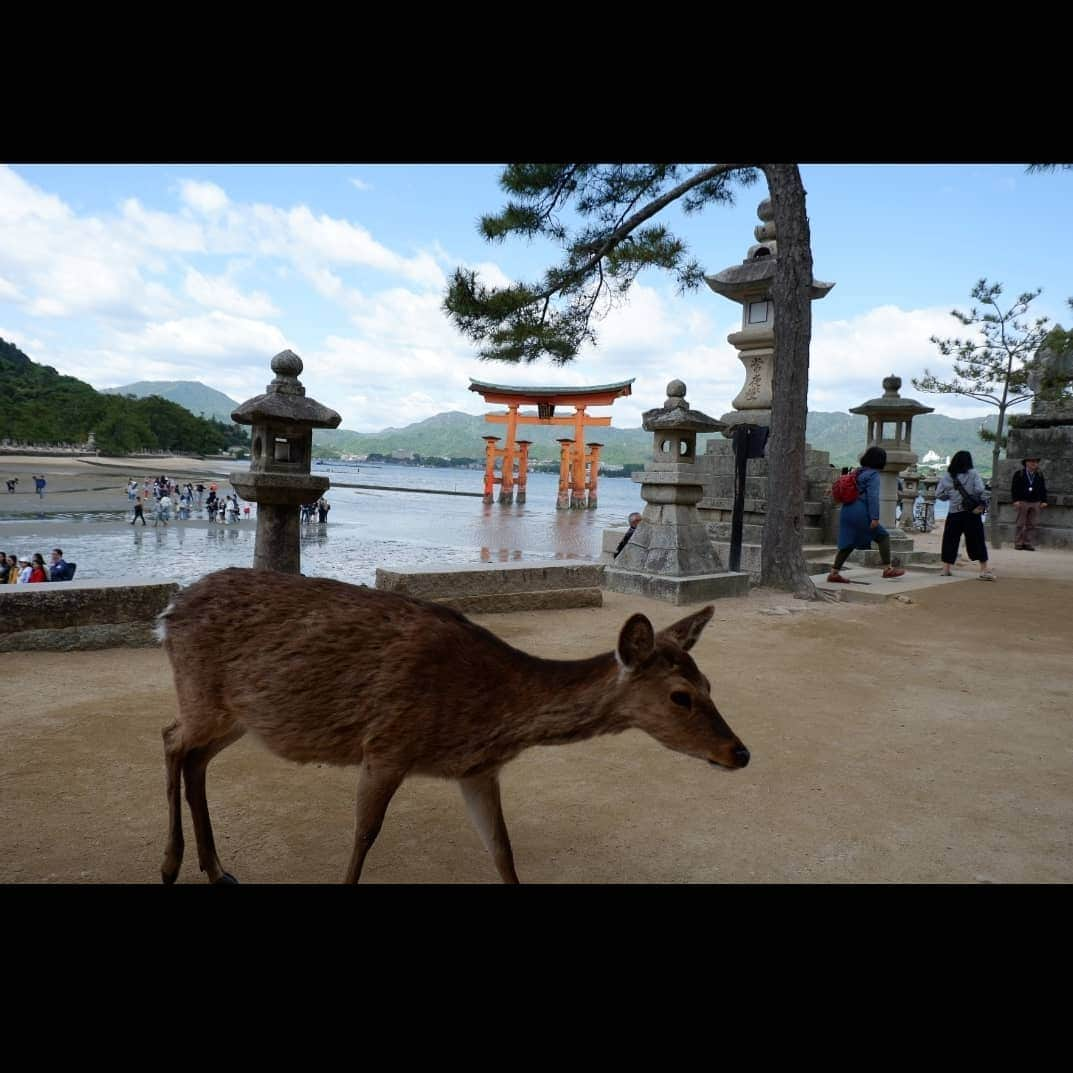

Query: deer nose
[734,745,750,768]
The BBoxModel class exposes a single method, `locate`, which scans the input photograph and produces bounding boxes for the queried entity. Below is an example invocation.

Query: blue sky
[1,163,1069,432]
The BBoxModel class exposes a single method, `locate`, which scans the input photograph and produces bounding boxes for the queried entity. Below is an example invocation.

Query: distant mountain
[805,411,1000,470]
[311,407,1003,473]
[0,339,247,456]
[102,380,241,424]
[103,377,1004,473]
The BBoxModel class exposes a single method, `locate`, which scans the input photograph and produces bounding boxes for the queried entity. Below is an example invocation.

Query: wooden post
[498,404,518,504]
[571,406,587,508]
[586,442,603,509]
[516,440,532,505]
[556,438,573,509]
[482,436,499,505]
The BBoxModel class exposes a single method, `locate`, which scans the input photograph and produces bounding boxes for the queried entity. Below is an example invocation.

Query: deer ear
[658,605,714,652]
[617,614,655,668]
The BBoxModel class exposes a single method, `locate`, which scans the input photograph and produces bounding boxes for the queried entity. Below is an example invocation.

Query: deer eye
[671,691,692,709]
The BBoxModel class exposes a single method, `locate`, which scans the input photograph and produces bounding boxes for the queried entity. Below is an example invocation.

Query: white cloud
[110,311,290,364]
[349,178,373,192]
[120,198,205,251]
[0,275,23,301]
[178,179,230,214]
[183,268,279,318]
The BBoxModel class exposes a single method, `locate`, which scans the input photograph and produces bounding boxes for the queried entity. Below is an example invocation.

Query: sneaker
[1014,544,1025,550]
[882,566,906,579]
[1023,545,1036,551]
[978,571,996,581]
[826,571,850,583]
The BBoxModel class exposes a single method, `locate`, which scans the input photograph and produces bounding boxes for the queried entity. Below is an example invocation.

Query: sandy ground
[3,454,1071,884]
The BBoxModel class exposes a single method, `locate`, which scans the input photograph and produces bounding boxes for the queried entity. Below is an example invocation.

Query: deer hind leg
[344,759,406,884]
[161,721,186,884]
[459,772,520,884]
[182,725,247,884]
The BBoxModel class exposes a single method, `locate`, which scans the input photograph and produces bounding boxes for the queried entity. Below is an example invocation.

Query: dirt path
[3,560,1070,884]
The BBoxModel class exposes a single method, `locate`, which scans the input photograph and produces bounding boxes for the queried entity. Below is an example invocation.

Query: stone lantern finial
[268,349,306,395]
[664,379,688,409]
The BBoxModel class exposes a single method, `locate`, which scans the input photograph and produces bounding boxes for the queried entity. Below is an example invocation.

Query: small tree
[913,280,1051,548]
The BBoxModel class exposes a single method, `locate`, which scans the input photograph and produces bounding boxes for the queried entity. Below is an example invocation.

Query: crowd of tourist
[2,548,75,584]
[125,475,251,526]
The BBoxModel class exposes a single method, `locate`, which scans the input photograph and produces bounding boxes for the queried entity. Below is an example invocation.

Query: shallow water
[0,465,954,587]
[0,465,645,586]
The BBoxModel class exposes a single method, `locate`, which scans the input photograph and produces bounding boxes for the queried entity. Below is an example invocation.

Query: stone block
[375,561,605,600]
[0,578,180,652]
[604,568,750,605]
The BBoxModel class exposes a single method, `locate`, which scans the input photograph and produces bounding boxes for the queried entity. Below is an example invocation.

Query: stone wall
[0,578,180,651]
[694,439,839,579]
[993,420,1073,548]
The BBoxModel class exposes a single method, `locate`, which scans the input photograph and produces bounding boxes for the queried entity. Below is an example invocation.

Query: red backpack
[831,468,861,505]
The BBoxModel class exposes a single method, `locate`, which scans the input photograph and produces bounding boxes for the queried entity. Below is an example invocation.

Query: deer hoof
[213,872,239,885]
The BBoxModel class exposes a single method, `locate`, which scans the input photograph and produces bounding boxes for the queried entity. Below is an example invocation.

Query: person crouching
[827,446,906,583]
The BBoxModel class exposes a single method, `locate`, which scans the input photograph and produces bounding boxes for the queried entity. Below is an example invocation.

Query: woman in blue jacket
[828,446,906,583]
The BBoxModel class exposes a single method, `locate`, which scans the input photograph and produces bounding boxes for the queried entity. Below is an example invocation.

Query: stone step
[375,561,604,601]
[812,568,977,603]
[604,567,749,606]
[698,496,825,515]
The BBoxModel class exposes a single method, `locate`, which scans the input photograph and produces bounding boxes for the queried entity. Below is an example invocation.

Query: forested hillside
[0,338,249,456]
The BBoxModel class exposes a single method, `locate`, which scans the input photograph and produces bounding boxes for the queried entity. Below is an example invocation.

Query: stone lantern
[849,375,933,554]
[898,463,922,531]
[705,198,834,429]
[920,472,940,532]
[229,350,341,574]
[604,380,748,604]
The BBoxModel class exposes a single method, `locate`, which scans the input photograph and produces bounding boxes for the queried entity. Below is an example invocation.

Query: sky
[0,163,1069,432]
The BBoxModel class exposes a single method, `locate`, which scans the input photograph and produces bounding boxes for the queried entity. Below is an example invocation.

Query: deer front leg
[459,772,520,884]
[344,759,405,884]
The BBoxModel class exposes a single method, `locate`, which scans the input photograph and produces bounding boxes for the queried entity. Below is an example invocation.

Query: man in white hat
[16,555,32,584]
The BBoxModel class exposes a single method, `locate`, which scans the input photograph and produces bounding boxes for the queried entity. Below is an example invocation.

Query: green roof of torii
[468,378,634,397]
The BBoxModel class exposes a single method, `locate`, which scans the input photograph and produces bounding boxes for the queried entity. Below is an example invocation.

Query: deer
[157,566,750,885]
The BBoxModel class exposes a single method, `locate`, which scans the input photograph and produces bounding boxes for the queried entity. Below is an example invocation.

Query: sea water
[0,464,646,586]
[0,463,950,587]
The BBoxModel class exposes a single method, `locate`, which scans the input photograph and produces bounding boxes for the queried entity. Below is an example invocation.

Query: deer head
[616,606,749,770]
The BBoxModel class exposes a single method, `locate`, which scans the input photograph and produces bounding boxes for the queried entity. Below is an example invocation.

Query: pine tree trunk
[760,164,816,598]
[990,408,1005,549]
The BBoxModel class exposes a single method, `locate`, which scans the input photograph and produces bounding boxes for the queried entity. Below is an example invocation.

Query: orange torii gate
[468,379,634,509]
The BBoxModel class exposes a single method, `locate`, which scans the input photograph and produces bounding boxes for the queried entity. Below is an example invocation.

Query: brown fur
[159,566,748,884]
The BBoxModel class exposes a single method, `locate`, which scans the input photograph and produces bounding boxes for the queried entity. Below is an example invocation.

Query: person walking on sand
[827,446,906,583]
[936,450,994,581]
[34,474,46,498]
[1011,455,1048,551]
